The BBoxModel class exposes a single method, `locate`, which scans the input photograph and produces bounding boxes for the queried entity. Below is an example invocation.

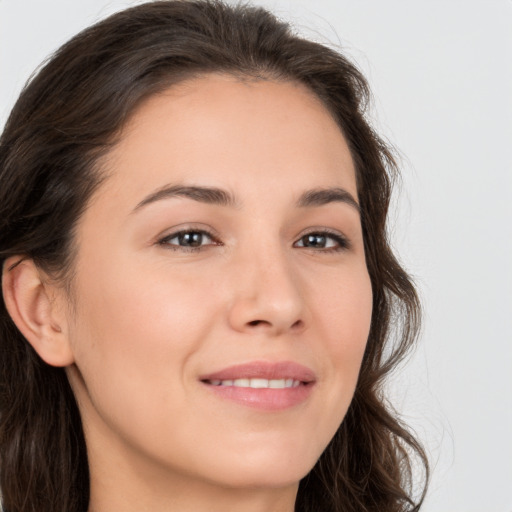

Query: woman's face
[64,75,372,493]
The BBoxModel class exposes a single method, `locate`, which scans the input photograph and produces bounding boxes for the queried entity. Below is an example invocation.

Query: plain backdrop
[1,1,511,510]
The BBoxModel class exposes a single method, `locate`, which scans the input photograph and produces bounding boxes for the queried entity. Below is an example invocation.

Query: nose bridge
[227,234,305,335]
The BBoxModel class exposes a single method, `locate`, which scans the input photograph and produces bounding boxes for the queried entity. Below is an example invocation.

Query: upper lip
[200,361,316,383]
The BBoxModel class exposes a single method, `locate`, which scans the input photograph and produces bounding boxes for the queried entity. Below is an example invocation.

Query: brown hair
[0,1,428,510]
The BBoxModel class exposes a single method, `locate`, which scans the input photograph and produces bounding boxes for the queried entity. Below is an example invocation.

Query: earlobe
[2,256,75,367]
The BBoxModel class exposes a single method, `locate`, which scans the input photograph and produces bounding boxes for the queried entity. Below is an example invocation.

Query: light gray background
[1,1,511,510]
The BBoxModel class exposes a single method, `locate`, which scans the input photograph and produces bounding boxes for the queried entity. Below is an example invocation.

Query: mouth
[199,361,316,411]
[204,378,303,389]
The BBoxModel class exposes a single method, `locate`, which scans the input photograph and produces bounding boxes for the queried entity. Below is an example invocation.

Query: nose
[227,249,306,337]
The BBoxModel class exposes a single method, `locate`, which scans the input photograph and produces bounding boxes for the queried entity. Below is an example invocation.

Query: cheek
[314,262,372,348]
[74,256,214,342]
[68,259,220,410]
[311,264,372,401]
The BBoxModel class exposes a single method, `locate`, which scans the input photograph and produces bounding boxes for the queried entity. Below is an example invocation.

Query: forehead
[96,74,357,210]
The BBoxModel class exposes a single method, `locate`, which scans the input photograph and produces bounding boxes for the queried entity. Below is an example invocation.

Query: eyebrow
[132,184,360,214]
[133,184,238,211]
[297,187,360,213]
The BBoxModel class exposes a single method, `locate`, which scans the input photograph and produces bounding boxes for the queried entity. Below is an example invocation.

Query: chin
[208,463,310,490]
[192,436,324,490]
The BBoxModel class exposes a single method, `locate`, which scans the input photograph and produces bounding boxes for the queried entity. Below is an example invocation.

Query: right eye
[158,229,219,251]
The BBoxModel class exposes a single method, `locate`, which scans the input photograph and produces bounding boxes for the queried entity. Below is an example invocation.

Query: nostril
[246,319,304,330]
[291,319,304,330]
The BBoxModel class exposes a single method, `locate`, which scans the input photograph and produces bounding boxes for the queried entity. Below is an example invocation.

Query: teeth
[233,378,250,387]
[251,378,269,388]
[209,378,301,388]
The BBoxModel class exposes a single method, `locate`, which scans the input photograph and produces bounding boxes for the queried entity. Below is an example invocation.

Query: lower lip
[202,382,314,411]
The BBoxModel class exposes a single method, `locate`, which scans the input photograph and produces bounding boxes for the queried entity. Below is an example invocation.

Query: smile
[200,361,316,411]
[205,378,302,388]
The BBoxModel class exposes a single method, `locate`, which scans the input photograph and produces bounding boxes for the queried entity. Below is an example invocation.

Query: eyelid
[294,228,351,251]
[156,225,221,250]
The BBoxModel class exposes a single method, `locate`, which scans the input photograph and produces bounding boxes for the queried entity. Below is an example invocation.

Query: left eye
[159,230,215,248]
[294,232,348,250]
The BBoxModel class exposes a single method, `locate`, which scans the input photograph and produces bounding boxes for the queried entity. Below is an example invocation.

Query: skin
[4,75,373,512]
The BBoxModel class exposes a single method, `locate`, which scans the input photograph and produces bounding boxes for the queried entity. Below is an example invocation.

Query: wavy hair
[0,1,428,510]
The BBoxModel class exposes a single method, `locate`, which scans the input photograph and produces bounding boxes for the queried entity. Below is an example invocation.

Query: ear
[2,256,74,367]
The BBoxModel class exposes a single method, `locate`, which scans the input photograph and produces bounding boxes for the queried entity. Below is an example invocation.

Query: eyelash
[157,229,219,253]
[157,228,351,253]
[294,229,351,252]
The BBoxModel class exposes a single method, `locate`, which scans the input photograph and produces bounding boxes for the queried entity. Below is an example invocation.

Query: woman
[0,1,428,511]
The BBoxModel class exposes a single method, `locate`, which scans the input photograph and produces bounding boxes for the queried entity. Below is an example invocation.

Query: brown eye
[294,231,349,251]
[300,234,329,248]
[159,230,215,249]
[177,232,208,247]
